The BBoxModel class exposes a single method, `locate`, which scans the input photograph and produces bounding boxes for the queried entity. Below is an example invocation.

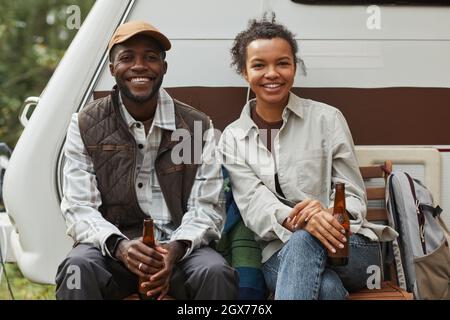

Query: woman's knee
[282,229,325,256]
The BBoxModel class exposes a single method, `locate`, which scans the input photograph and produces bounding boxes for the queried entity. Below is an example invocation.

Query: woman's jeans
[262,230,382,300]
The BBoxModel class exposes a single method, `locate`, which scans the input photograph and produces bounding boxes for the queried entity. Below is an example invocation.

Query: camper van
[1,0,449,286]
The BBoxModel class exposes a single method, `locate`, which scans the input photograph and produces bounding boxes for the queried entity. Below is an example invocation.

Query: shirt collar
[118,88,176,132]
[235,91,304,140]
[285,91,305,119]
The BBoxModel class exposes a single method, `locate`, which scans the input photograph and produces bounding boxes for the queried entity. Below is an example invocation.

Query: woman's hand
[282,199,324,232]
[303,210,347,254]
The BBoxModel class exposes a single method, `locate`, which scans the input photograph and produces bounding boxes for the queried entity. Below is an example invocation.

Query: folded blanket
[216,168,267,300]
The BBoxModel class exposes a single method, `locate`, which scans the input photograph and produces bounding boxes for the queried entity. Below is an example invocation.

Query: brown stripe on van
[93,87,450,145]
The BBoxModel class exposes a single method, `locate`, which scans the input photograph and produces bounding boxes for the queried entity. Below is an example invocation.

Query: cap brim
[109,30,171,51]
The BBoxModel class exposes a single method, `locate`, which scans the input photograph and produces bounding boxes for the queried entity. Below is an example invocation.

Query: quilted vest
[78,87,210,239]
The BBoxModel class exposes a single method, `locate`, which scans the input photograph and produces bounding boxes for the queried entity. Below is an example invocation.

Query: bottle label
[334,212,345,224]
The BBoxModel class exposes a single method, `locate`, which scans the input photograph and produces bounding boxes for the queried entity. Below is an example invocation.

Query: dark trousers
[55,244,239,300]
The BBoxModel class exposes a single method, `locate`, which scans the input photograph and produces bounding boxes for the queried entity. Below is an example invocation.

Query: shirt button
[138,183,143,188]
[136,123,141,129]
[138,144,144,149]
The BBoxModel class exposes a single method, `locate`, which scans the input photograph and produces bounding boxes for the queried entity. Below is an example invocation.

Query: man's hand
[140,241,187,300]
[282,199,324,232]
[115,238,167,278]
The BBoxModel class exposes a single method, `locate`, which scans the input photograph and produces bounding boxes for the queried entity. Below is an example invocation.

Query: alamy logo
[66,5,81,30]
[366,265,381,290]
[366,5,381,30]
[66,265,81,290]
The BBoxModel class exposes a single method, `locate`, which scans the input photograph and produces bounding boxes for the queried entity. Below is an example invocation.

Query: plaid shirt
[61,88,225,259]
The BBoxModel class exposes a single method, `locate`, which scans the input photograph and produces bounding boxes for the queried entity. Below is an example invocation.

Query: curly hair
[230,13,300,75]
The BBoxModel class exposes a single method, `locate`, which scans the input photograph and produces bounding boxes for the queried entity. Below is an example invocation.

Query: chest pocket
[294,148,327,197]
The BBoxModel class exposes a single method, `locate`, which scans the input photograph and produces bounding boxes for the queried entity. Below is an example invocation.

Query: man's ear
[109,62,115,76]
[163,61,168,75]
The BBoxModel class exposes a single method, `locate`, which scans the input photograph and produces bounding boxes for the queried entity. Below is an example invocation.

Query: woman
[218,16,397,299]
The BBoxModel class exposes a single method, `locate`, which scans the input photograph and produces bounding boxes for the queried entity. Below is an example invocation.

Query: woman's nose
[265,66,279,79]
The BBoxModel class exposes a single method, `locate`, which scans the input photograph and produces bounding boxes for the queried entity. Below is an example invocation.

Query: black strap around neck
[275,173,286,199]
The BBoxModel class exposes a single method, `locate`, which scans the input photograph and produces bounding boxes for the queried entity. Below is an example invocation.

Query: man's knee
[55,245,107,299]
[56,254,96,289]
[207,262,239,299]
[201,260,238,283]
[56,244,102,279]
[190,256,239,299]
[55,255,90,299]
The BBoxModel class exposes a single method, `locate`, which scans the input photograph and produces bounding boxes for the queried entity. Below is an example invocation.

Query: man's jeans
[262,230,382,300]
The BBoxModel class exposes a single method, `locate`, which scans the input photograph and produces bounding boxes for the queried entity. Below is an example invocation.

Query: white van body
[2,0,449,284]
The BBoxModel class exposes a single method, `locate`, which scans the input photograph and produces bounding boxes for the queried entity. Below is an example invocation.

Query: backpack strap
[404,172,427,255]
[419,204,442,218]
[420,203,450,238]
[410,185,450,238]
[387,174,409,289]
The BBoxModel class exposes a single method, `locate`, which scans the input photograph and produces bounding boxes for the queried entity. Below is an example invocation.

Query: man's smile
[127,76,155,86]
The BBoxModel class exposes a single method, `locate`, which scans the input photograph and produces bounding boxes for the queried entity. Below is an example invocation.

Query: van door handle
[19,96,40,127]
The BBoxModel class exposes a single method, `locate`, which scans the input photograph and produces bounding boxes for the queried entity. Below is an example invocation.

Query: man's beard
[116,76,164,103]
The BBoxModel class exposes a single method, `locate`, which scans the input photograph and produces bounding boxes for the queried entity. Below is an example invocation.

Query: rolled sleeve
[61,114,127,256]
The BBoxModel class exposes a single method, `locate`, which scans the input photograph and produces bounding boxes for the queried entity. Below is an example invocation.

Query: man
[55,21,238,300]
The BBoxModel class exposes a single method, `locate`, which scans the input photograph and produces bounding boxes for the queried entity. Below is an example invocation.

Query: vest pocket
[86,144,131,152]
[160,164,185,175]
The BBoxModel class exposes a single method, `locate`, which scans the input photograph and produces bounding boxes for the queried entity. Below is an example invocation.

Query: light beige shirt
[218,92,397,263]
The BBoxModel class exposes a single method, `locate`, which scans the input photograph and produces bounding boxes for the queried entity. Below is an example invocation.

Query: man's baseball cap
[108,21,171,52]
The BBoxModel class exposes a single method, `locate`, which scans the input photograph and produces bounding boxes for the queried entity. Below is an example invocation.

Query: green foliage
[0,0,95,147]
[0,1,95,299]
[0,263,55,300]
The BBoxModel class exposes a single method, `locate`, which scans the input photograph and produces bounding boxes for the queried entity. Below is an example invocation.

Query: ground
[0,263,55,300]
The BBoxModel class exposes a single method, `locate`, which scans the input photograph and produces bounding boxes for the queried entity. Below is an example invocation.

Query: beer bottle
[328,182,350,266]
[138,218,156,300]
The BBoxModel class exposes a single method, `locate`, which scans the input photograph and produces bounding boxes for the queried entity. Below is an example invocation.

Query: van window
[291,0,450,4]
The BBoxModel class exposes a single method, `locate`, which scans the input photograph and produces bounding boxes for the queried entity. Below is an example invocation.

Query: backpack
[386,170,450,300]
